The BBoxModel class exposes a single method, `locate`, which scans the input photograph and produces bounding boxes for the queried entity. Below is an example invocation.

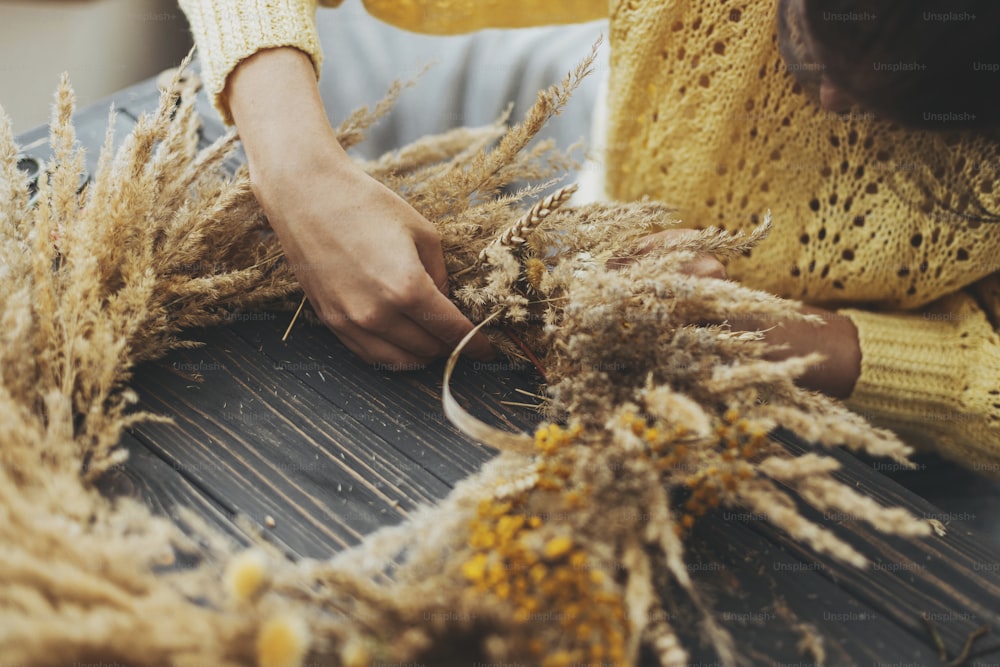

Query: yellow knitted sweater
[178,0,1000,475]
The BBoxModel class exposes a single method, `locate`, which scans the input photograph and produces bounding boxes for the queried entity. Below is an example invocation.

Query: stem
[501,325,548,383]
[282,295,307,342]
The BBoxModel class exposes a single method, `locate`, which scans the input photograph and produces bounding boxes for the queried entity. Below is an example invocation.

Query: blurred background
[0,0,191,133]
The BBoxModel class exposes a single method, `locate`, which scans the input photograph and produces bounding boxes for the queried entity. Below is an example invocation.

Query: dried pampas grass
[0,47,929,667]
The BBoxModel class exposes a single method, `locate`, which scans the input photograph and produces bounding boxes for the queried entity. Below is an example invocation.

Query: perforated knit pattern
[177,0,1000,472]
[606,1,1000,309]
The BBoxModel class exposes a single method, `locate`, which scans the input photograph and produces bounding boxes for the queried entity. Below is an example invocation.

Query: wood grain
[129,325,453,558]
[96,432,260,562]
[760,430,1000,662]
[233,315,545,483]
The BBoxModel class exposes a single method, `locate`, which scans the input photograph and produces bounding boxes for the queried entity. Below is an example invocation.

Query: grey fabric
[315,0,608,160]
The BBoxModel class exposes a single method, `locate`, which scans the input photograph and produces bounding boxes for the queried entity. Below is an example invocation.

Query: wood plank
[234,316,545,484]
[752,429,1000,661]
[863,451,1000,550]
[674,509,947,665]
[96,432,255,554]
[128,324,455,559]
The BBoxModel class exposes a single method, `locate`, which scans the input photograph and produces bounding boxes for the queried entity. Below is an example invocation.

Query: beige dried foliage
[0,50,929,667]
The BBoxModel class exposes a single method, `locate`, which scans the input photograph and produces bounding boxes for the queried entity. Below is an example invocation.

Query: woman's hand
[610,228,727,278]
[620,229,861,398]
[227,48,493,367]
[727,303,862,399]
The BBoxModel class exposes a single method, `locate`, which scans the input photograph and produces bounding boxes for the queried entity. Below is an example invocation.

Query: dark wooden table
[16,74,1000,667]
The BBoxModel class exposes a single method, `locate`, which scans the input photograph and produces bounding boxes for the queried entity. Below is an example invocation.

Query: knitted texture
[175,0,1000,471]
[178,0,332,123]
[843,296,1000,476]
[605,1,1000,309]
[359,0,605,35]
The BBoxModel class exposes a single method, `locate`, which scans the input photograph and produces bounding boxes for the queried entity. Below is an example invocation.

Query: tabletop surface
[16,73,1000,667]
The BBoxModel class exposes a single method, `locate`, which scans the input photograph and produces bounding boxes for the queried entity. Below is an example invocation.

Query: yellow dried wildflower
[525,257,548,291]
[462,553,489,584]
[224,549,269,602]
[542,535,574,560]
[257,615,310,667]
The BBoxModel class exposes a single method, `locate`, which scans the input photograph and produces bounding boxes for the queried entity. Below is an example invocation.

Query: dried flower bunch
[0,50,930,667]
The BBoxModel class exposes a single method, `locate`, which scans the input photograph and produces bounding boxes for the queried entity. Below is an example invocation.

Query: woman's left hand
[607,228,727,278]
[611,229,862,399]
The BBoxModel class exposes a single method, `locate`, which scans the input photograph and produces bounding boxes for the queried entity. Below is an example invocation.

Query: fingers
[264,163,491,369]
[403,285,496,362]
[333,298,494,366]
[409,227,495,360]
[316,302,449,362]
[683,254,727,280]
[334,326,434,370]
[412,227,451,296]
[316,272,493,366]
[608,230,727,279]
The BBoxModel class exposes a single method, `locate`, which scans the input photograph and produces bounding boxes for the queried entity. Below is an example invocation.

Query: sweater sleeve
[178,0,326,123]
[179,0,607,124]
[839,289,1000,477]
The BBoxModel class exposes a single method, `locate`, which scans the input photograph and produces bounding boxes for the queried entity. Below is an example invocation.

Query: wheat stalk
[451,183,577,279]
[483,183,578,256]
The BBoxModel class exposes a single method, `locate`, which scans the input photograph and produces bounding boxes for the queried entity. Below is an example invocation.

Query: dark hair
[803,1,1000,129]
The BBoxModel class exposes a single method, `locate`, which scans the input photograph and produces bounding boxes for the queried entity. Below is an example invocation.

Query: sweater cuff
[179,0,325,124]
[839,297,1000,471]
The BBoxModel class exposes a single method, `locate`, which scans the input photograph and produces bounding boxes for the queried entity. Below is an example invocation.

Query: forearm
[228,48,345,170]
[222,44,492,363]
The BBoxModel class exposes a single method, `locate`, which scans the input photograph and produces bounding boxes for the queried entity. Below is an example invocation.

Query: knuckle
[385,275,426,311]
[694,255,726,278]
[709,260,728,279]
[416,224,442,245]
[346,305,383,330]
[317,307,346,332]
[408,212,439,235]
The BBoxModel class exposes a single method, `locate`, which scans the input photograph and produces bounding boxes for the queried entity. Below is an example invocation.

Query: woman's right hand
[227,48,493,367]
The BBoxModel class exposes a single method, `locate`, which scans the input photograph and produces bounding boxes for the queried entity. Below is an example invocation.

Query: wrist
[781,306,861,399]
[226,47,351,177]
[249,129,356,198]
[729,305,861,399]
[807,308,861,399]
